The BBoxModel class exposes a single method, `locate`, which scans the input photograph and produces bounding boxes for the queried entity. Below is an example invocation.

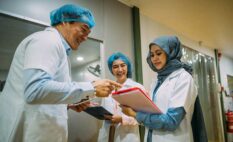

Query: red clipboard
[112,87,161,113]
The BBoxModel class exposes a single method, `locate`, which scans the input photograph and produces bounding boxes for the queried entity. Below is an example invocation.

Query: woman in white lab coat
[122,36,197,142]
[98,52,145,142]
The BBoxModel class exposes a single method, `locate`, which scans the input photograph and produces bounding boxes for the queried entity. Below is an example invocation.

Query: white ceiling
[119,0,233,59]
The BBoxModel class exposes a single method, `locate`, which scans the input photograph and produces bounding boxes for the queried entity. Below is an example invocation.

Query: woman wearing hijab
[121,36,197,142]
[98,52,145,142]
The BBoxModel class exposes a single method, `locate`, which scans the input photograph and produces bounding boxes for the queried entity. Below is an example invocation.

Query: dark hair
[0,80,6,92]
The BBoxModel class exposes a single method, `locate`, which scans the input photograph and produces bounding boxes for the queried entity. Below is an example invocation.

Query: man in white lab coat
[0,4,121,142]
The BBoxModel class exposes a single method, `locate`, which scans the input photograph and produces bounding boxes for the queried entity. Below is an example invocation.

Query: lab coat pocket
[24,111,68,142]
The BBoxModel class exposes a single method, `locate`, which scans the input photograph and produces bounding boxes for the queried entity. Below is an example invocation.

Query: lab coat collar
[155,68,184,89]
[45,27,71,56]
[166,68,185,80]
[151,68,185,90]
[152,68,185,102]
[61,37,71,56]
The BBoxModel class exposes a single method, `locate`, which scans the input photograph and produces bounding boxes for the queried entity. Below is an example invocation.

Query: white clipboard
[112,87,161,113]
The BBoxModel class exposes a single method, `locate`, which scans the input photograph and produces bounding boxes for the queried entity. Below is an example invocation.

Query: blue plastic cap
[50,4,95,28]
[107,52,132,78]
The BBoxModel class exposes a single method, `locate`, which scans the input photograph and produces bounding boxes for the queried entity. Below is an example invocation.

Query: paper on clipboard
[112,87,161,113]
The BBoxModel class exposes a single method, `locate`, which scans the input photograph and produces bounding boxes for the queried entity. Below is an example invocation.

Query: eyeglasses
[80,24,91,36]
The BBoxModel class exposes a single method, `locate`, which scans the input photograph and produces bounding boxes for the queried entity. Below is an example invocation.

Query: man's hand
[120,105,136,118]
[68,100,90,112]
[92,79,122,97]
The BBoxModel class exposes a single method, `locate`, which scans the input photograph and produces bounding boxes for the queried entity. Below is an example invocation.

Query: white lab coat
[144,68,197,142]
[0,27,94,142]
[98,78,144,142]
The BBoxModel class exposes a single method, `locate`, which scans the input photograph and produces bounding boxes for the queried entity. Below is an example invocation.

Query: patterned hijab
[146,36,192,83]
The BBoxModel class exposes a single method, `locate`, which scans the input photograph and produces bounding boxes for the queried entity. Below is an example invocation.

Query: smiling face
[112,59,128,84]
[150,44,167,70]
[58,22,91,50]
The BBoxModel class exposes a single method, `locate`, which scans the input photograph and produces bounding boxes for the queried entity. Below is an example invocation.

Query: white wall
[71,60,100,82]
[220,55,233,94]
[140,14,216,90]
[103,0,134,80]
[220,56,233,114]
[68,61,102,142]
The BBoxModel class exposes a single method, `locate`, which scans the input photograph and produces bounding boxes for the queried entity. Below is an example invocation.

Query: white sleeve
[24,69,95,104]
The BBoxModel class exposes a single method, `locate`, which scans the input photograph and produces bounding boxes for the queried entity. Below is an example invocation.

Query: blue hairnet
[107,52,132,78]
[50,4,95,28]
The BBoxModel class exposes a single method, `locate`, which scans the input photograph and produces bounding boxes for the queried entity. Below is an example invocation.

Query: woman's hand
[111,115,122,124]
[121,105,136,118]
[104,114,122,124]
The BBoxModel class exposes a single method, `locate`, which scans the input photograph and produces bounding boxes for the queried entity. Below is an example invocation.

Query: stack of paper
[112,87,161,113]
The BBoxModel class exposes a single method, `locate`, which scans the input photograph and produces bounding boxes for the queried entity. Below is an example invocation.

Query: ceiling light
[76,56,84,61]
